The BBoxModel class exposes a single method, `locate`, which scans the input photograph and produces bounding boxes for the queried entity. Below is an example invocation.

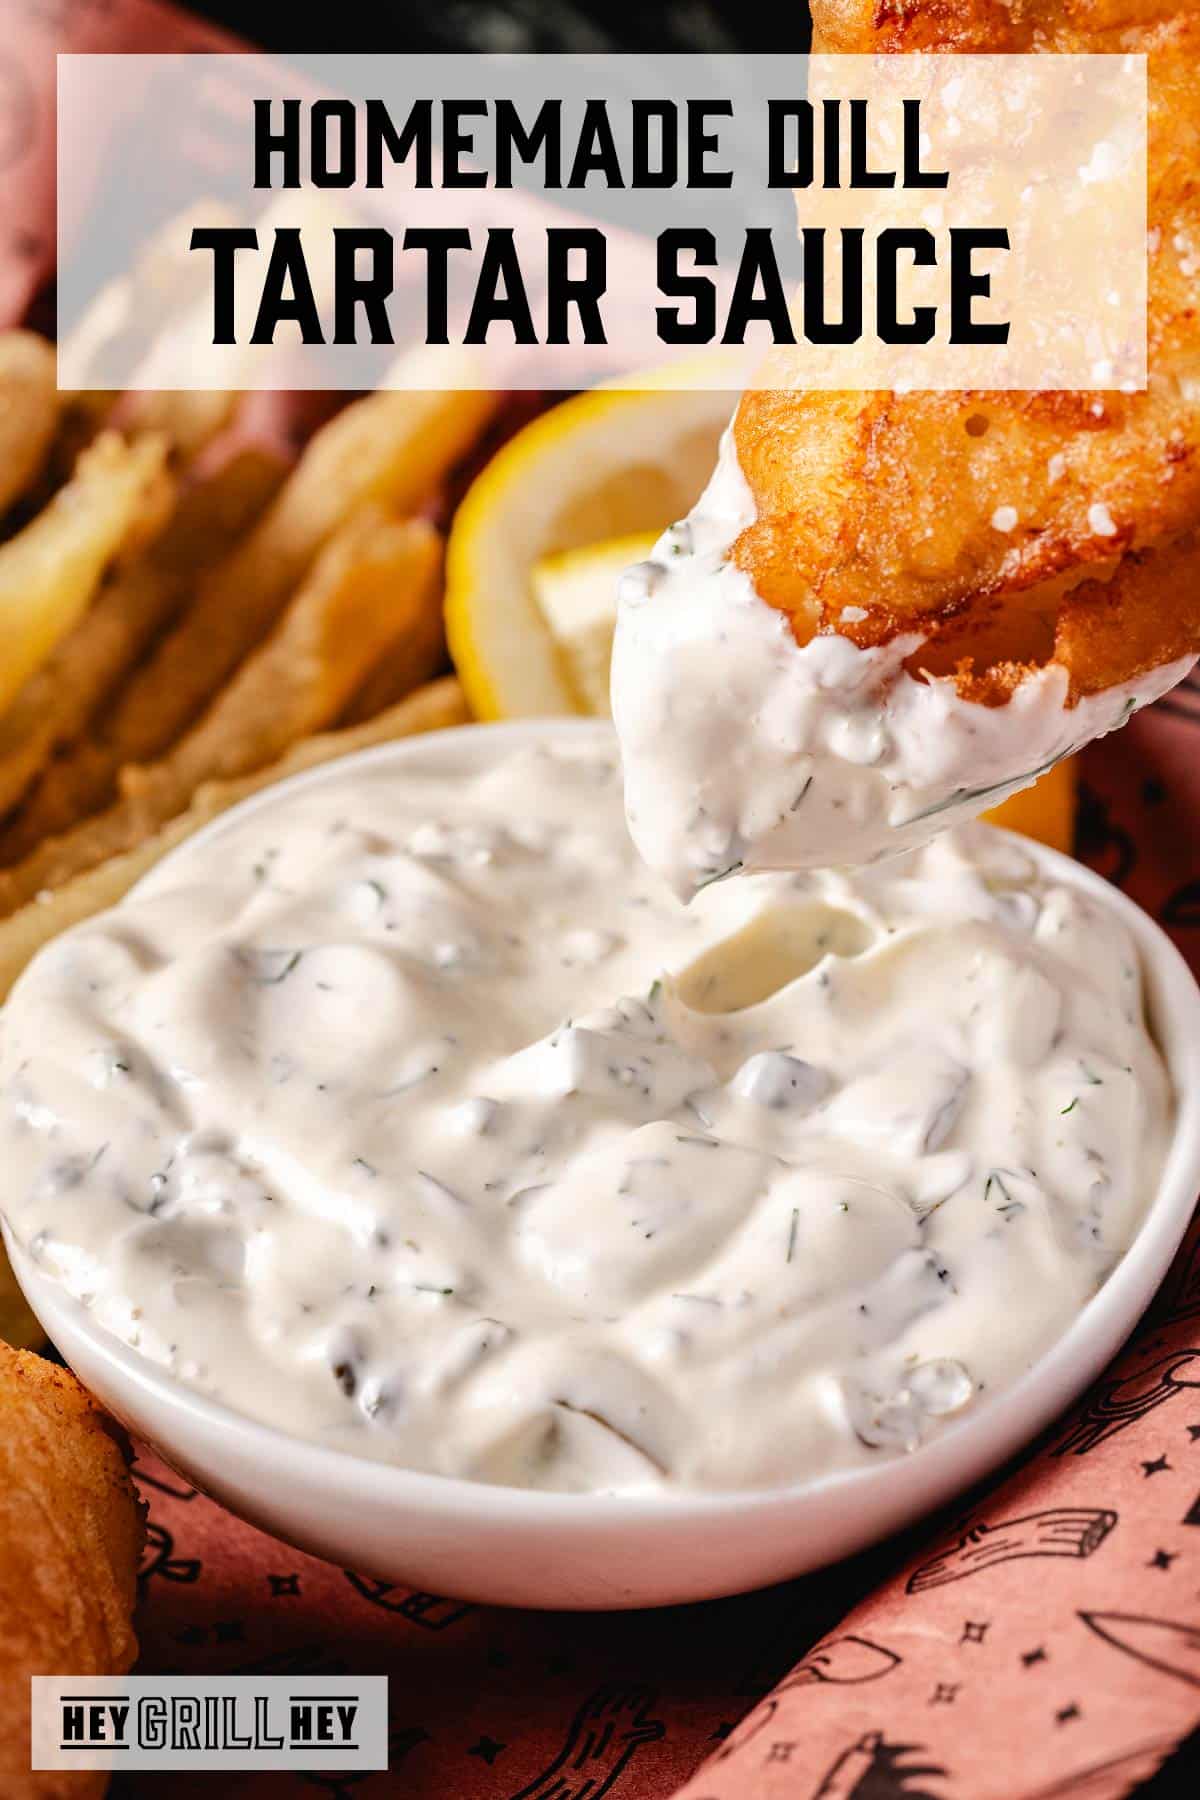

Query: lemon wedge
[530,531,657,716]
[446,376,731,719]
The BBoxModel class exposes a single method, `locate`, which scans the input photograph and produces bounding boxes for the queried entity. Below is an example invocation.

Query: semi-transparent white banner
[56,52,1146,392]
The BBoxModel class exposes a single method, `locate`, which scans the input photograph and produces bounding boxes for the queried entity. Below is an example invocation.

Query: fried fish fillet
[733,0,1200,703]
[0,1346,143,1799]
[0,333,59,521]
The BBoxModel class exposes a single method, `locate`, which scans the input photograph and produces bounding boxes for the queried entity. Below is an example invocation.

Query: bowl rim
[8,714,1200,1526]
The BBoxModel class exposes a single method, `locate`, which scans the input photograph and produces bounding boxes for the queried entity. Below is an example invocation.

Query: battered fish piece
[734,0,1200,699]
[613,0,1200,896]
[0,1346,143,1799]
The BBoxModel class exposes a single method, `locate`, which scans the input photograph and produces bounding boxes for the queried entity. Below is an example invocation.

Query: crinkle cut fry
[0,447,288,828]
[732,0,1200,701]
[0,514,445,914]
[0,377,493,858]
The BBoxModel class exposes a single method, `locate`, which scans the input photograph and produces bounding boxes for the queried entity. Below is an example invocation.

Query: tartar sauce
[0,729,1172,1493]
[612,429,1196,901]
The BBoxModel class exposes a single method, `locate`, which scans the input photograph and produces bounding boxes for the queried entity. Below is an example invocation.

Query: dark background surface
[186,0,812,54]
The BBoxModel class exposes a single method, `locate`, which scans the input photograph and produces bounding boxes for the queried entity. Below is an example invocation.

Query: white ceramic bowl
[8,719,1200,1610]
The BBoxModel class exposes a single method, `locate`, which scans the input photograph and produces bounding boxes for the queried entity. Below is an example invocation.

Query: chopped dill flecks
[984,1170,1014,1206]
[417,1169,466,1207]
[694,860,744,893]
[790,775,814,813]
[1060,1098,1079,1116]
[234,947,303,985]
[786,1207,799,1263]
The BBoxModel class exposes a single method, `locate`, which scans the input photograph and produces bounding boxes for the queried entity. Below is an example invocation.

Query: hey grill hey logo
[33,1676,389,1771]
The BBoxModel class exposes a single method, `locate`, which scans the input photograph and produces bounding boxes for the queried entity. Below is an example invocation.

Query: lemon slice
[446,374,731,719]
[531,531,657,716]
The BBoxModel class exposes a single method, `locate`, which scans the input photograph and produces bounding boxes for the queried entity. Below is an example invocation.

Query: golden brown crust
[907,528,1200,701]
[812,0,1196,55]
[0,1346,144,1799]
[732,1,1200,702]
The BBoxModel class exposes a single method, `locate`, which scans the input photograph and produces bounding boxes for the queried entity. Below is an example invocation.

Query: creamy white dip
[0,728,1172,1493]
[612,429,1196,901]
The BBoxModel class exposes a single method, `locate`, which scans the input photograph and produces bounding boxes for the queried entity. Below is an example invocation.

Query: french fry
[127,190,358,396]
[117,389,240,461]
[0,448,287,829]
[0,514,445,909]
[50,390,239,489]
[0,332,58,521]
[20,369,492,818]
[57,201,240,395]
[50,207,245,483]
[119,510,444,818]
[0,431,169,719]
[340,539,446,724]
[0,677,468,1003]
[45,392,123,491]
